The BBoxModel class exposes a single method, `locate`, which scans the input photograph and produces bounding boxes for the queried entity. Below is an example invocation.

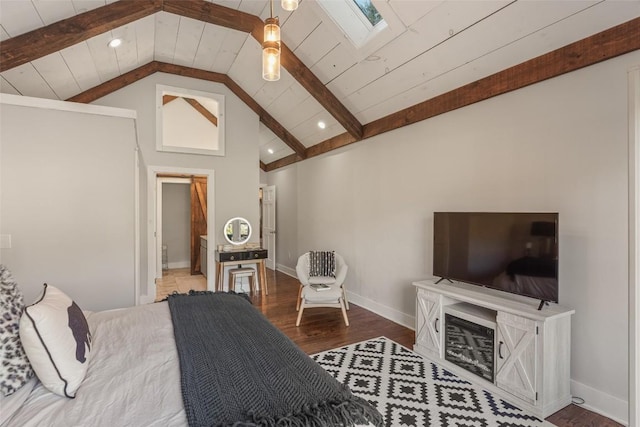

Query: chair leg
[296,285,303,311]
[296,300,305,326]
[340,298,349,326]
[228,272,235,292]
[342,287,349,310]
[249,274,256,296]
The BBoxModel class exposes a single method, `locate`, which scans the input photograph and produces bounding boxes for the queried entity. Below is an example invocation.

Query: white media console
[413,279,575,419]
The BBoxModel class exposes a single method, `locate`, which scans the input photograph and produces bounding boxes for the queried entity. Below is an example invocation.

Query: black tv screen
[433,212,559,303]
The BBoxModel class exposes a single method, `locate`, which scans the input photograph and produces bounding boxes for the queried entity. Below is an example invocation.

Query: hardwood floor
[158,267,622,427]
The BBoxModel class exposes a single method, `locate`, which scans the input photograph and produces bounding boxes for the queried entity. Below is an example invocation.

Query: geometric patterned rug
[312,337,554,427]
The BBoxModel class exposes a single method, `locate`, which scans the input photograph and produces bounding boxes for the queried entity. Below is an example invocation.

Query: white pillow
[19,284,92,398]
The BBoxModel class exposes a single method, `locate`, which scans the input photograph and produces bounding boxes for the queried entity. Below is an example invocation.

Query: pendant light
[262,0,281,81]
[281,0,298,11]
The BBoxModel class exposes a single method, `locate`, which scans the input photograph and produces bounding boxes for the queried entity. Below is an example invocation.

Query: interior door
[262,185,276,270]
[190,176,207,275]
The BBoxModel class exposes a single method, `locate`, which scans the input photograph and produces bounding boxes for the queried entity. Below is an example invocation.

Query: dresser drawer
[217,249,267,262]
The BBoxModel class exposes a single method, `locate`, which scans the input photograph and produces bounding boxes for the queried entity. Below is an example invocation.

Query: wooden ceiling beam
[162,0,261,33]
[154,64,307,158]
[0,0,358,152]
[363,16,640,140]
[184,98,218,127]
[249,25,364,141]
[66,61,307,159]
[0,0,161,72]
[264,16,640,171]
[280,43,363,140]
[67,62,160,103]
[164,95,219,126]
[264,154,301,172]
[162,95,179,105]
[161,1,360,145]
[220,73,308,159]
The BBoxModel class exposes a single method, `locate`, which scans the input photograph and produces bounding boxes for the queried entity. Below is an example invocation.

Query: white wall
[162,183,190,268]
[268,51,640,423]
[93,72,261,297]
[0,96,137,311]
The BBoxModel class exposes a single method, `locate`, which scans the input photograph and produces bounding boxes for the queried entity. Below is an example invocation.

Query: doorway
[145,166,216,303]
[155,176,208,301]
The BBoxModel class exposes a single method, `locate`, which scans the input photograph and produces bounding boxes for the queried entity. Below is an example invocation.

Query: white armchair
[295,252,349,326]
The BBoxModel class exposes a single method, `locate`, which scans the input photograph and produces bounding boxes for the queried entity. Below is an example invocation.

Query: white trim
[0,93,136,119]
[142,165,216,304]
[156,178,163,279]
[629,65,640,427]
[276,263,297,278]
[276,263,414,329]
[134,147,141,306]
[155,84,225,157]
[345,291,415,330]
[167,261,190,269]
[570,379,629,425]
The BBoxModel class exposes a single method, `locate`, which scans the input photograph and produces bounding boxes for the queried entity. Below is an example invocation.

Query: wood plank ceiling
[1,0,639,171]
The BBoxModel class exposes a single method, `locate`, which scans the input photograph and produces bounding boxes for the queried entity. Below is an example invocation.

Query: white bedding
[5,301,374,427]
[3,302,188,427]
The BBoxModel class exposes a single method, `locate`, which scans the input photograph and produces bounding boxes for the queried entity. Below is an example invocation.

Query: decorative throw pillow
[309,251,336,278]
[0,265,34,396]
[19,284,92,398]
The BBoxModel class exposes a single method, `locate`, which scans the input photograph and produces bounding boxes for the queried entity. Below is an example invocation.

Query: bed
[1,278,381,427]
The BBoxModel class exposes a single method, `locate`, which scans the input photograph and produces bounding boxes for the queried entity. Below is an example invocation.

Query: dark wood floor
[251,268,622,427]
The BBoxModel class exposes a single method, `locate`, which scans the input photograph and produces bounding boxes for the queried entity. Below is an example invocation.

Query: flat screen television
[433,212,559,303]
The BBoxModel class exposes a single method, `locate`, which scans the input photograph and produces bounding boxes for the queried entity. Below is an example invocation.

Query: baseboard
[276,264,297,278]
[275,265,414,329]
[570,379,629,425]
[167,261,190,269]
[345,291,415,330]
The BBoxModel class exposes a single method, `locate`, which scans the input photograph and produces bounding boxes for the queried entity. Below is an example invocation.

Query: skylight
[313,0,404,58]
[352,0,382,27]
[316,0,387,49]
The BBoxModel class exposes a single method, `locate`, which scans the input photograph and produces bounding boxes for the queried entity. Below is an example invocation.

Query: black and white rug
[312,337,553,427]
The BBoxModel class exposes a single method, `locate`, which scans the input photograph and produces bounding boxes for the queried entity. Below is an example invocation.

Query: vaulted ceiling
[1,0,639,171]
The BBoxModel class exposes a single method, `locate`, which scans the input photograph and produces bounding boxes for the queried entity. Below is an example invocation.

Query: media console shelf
[413,279,575,419]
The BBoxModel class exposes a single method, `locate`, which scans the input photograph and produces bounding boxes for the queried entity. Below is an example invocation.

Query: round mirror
[224,217,252,245]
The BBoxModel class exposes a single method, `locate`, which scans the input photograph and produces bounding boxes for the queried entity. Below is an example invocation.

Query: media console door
[495,313,538,404]
[415,289,442,359]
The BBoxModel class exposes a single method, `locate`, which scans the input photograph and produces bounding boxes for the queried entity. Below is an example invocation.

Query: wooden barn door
[190,176,207,275]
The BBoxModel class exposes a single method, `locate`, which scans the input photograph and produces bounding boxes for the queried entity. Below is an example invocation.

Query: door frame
[145,165,216,303]
[629,65,639,427]
[261,185,276,270]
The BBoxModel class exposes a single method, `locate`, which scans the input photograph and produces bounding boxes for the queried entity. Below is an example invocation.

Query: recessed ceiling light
[268,148,274,154]
[108,38,122,48]
[317,121,326,129]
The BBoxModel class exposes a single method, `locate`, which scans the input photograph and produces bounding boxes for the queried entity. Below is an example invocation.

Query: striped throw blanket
[168,291,382,427]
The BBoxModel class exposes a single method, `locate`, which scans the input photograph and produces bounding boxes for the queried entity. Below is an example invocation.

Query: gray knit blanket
[167,291,383,427]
